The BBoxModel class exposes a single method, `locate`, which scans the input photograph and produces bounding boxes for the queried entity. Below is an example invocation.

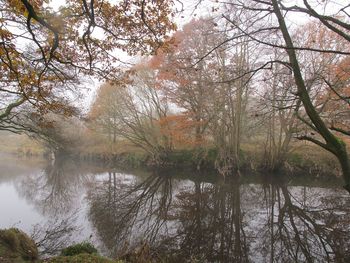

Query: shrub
[60,242,98,256]
[46,253,119,263]
[0,228,19,250]
[0,228,38,261]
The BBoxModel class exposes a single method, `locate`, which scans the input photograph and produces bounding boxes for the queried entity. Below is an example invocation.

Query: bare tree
[89,67,173,164]
[198,0,350,191]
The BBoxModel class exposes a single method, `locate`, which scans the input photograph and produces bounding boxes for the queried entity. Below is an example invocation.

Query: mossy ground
[0,230,122,263]
[0,228,38,263]
[41,253,122,263]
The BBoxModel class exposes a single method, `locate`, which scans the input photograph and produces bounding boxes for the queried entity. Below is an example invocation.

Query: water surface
[0,155,349,262]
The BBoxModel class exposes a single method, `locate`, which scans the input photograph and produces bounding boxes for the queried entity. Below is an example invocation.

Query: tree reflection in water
[88,173,174,258]
[259,181,350,263]
[87,173,350,262]
[16,157,348,262]
[18,157,93,215]
[170,181,249,262]
[16,157,94,255]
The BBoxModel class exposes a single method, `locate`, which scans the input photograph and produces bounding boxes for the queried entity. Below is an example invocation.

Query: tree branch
[330,126,350,137]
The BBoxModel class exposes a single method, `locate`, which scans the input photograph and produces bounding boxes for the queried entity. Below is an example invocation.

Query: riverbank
[0,228,198,263]
[0,228,121,263]
[72,142,341,180]
[0,130,343,181]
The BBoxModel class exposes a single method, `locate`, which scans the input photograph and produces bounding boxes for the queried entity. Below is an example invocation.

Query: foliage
[0,0,176,133]
[149,18,226,145]
[44,254,121,263]
[86,10,350,179]
[60,242,97,256]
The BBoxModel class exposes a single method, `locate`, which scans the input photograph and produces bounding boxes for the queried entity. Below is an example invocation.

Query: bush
[0,228,19,250]
[0,228,38,261]
[167,149,195,166]
[60,242,98,256]
[46,253,119,263]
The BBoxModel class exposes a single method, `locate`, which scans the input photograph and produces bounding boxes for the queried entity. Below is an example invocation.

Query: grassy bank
[0,132,45,157]
[0,228,121,263]
[0,131,341,180]
[1,229,201,263]
[73,142,341,180]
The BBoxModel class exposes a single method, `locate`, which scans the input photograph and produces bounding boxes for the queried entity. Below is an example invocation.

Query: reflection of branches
[260,181,350,262]
[86,170,350,261]
[88,173,173,257]
[17,157,92,216]
[170,182,249,262]
[31,211,81,256]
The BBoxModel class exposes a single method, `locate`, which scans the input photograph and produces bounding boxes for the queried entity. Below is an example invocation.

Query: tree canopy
[0,0,176,132]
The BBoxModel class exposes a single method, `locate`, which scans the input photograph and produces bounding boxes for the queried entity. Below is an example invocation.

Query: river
[0,154,349,262]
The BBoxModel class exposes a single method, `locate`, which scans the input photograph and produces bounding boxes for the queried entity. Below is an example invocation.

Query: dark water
[0,155,349,262]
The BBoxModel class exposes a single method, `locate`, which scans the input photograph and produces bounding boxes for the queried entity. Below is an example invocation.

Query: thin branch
[330,126,350,137]
[297,135,333,153]
[222,14,350,55]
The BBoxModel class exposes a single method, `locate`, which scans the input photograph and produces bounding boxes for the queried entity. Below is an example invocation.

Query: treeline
[61,17,347,176]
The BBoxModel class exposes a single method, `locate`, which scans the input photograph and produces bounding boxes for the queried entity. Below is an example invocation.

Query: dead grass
[0,131,44,156]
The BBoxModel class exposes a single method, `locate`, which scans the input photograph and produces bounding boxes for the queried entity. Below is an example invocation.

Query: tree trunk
[337,145,350,192]
[272,0,350,193]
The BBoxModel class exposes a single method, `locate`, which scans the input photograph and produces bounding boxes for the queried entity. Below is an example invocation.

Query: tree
[254,20,349,171]
[89,66,173,163]
[271,0,350,192]
[88,82,123,144]
[34,115,85,155]
[149,18,223,144]
[0,0,176,133]
[206,0,350,191]
[149,18,256,172]
[315,54,350,136]
[260,54,301,171]
[209,39,253,173]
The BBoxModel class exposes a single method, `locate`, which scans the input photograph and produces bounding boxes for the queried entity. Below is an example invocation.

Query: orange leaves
[81,0,176,56]
[0,28,12,40]
[134,18,222,148]
[7,0,27,15]
[148,51,166,69]
[1,0,177,132]
[158,113,206,147]
[333,57,350,83]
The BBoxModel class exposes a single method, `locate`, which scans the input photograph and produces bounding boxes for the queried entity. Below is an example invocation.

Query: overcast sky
[47,0,349,112]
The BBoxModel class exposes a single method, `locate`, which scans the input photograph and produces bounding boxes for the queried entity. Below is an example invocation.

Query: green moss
[336,136,346,148]
[166,149,195,166]
[60,242,98,256]
[0,228,38,262]
[206,148,218,163]
[0,229,123,263]
[44,253,121,263]
[125,153,147,167]
[288,152,303,165]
